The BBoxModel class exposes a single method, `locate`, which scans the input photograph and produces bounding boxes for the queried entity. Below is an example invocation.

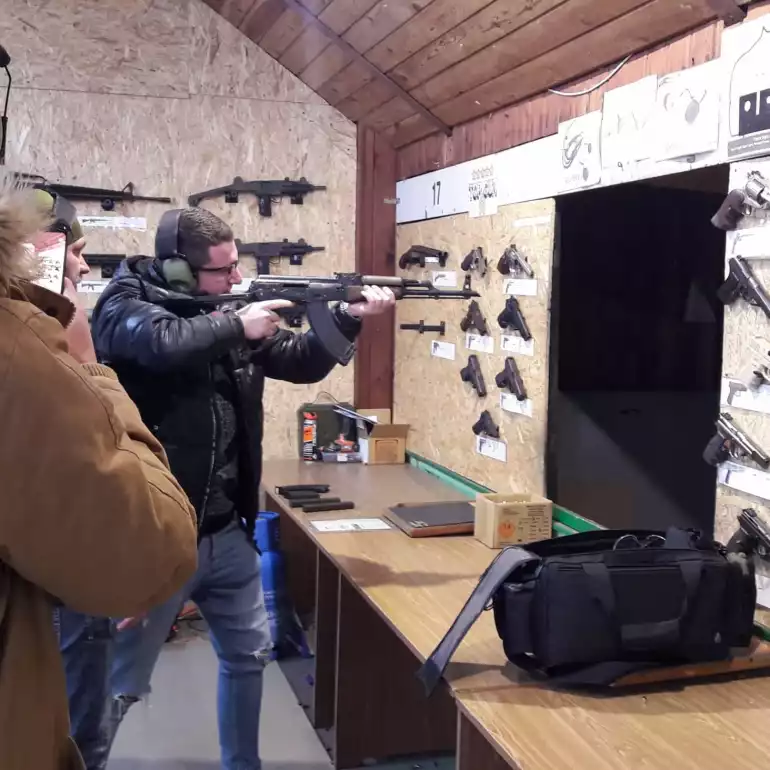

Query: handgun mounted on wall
[718,257,770,321]
[399,245,449,270]
[727,508,770,563]
[497,244,534,278]
[703,412,770,469]
[461,247,487,276]
[498,297,532,341]
[461,355,486,397]
[460,300,489,335]
[472,410,500,438]
[495,357,527,401]
[711,171,769,231]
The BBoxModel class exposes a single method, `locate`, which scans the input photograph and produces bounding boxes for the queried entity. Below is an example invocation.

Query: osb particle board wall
[715,158,770,548]
[1,0,356,459]
[394,200,556,493]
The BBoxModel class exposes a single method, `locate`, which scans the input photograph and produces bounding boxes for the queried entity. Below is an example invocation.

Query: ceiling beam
[703,0,746,25]
[279,0,452,137]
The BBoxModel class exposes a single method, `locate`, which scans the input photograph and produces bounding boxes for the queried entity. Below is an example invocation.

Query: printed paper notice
[311,518,391,533]
[501,334,534,357]
[466,333,494,354]
[500,391,533,418]
[431,340,456,360]
[468,159,498,218]
[559,110,603,190]
[476,435,507,463]
[601,76,659,171]
[652,61,721,161]
[79,215,147,231]
[722,16,770,160]
[504,279,538,297]
[432,270,457,288]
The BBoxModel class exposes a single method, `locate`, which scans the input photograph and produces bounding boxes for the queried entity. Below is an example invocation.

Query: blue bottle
[255,511,310,660]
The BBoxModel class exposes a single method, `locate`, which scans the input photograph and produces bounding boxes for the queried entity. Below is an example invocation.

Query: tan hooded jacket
[0,182,198,769]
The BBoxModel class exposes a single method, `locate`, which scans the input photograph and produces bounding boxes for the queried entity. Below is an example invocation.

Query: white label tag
[78,280,110,294]
[430,340,456,360]
[501,335,535,356]
[757,572,770,610]
[512,216,551,228]
[717,461,770,501]
[466,333,494,353]
[721,378,770,415]
[500,391,533,417]
[476,435,507,462]
[424,256,441,264]
[504,279,538,297]
[431,270,457,288]
[79,215,147,231]
[311,518,391,532]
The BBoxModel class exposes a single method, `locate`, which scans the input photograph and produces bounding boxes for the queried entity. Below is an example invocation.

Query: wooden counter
[261,459,770,770]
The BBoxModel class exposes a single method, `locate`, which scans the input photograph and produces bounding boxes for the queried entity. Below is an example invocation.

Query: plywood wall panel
[2,0,356,461]
[394,200,555,493]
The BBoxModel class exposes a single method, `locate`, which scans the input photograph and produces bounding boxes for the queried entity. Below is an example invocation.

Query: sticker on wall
[79,215,147,231]
[476,435,507,463]
[467,158,498,218]
[500,392,533,418]
[717,460,770,501]
[501,334,534,357]
[430,340,456,360]
[651,61,721,161]
[432,270,457,288]
[503,279,538,297]
[466,333,494,354]
[559,110,603,190]
[723,16,770,160]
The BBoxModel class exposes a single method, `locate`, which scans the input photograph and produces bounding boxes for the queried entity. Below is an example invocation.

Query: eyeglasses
[197,261,240,276]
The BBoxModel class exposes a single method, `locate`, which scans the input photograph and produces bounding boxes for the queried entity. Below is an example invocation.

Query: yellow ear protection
[155,209,197,293]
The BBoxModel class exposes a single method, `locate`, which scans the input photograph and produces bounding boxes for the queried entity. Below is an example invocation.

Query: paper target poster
[723,16,770,160]
[601,75,659,171]
[559,111,602,191]
[652,60,721,160]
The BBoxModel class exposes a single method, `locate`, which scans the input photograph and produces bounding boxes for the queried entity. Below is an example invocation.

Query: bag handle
[417,547,540,696]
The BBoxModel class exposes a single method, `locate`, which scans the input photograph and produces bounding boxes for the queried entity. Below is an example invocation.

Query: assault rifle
[13,173,171,211]
[235,238,324,273]
[187,176,325,216]
[160,274,478,366]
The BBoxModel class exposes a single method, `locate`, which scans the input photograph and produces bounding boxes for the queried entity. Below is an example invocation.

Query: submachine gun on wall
[161,274,478,366]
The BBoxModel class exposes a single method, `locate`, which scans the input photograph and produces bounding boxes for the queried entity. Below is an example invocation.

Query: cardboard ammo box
[474,492,553,548]
[334,406,410,465]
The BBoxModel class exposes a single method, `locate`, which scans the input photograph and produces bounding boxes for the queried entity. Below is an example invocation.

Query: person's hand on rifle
[236,299,294,340]
[345,285,396,318]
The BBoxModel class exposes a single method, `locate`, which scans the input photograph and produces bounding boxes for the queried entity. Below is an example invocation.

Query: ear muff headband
[155,209,184,260]
[155,209,197,293]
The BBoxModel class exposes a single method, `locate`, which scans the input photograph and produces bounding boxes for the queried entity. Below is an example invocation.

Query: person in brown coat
[0,176,199,769]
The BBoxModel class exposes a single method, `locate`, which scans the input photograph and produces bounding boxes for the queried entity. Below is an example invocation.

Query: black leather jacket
[90,256,361,534]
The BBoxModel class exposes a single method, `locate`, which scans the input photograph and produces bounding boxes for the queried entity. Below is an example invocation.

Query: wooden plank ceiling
[204,0,740,149]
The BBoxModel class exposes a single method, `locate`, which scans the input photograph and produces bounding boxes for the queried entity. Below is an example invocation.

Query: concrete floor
[108,632,454,770]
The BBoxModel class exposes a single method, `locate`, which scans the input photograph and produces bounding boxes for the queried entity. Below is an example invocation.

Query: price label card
[721,378,770,415]
[468,160,498,218]
[78,280,110,294]
[431,340,456,361]
[500,392,533,417]
[432,270,457,288]
[504,279,538,297]
[466,333,494,354]
[476,435,507,462]
[501,334,535,356]
[717,461,770,501]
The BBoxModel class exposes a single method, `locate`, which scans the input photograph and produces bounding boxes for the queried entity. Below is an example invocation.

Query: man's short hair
[178,208,233,268]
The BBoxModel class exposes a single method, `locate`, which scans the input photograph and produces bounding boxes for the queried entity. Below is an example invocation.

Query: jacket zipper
[198,377,217,530]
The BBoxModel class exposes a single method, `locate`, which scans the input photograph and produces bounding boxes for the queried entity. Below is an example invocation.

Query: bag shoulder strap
[417,546,539,695]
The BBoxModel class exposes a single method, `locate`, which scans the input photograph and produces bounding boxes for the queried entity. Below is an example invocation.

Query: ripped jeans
[104,519,273,770]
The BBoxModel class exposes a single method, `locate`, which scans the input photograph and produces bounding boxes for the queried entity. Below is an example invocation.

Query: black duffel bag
[418,528,756,693]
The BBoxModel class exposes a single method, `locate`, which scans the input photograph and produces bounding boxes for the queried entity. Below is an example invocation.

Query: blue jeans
[106,520,273,770]
[54,609,114,770]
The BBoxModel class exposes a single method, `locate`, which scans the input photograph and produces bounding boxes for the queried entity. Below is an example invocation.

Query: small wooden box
[474,492,553,548]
